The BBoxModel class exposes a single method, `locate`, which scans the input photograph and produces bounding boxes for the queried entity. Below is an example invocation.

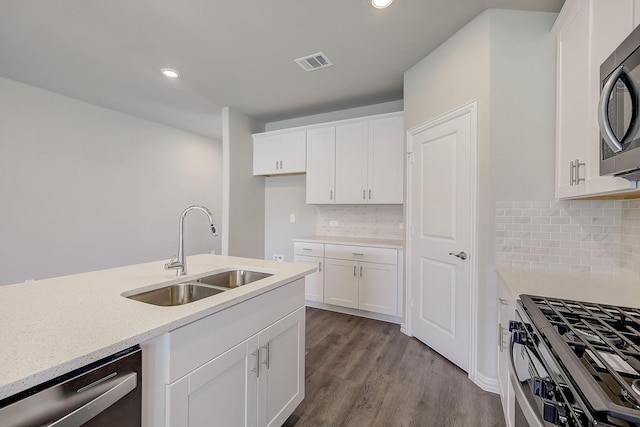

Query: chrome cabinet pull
[302,248,312,251]
[368,189,371,199]
[570,160,576,186]
[352,252,364,256]
[279,160,283,169]
[330,190,333,200]
[318,261,322,272]
[498,325,505,352]
[360,266,363,277]
[261,343,270,370]
[498,298,508,305]
[275,160,279,170]
[449,251,467,260]
[575,159,585,184]
[363,189,366,200]
[252,349,260,377]
[353,266,356,276]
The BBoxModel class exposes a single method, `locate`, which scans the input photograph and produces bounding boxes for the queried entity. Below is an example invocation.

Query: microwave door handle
[599,66,625,153]
[622,70,640,145]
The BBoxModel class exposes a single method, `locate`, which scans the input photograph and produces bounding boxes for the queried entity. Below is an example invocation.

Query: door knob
[449,251,467,260]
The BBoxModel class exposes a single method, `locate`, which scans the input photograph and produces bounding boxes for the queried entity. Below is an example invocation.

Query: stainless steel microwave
[599,24,640,180]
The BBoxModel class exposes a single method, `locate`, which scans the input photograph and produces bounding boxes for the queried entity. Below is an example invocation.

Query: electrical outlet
[210,249,216,254]
[273,254,284,262]
[290,214,296,223]
[398,221,404,229]
[329,220,339,227]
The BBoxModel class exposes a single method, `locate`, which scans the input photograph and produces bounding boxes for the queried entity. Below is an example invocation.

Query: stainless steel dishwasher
[0,345,141,427]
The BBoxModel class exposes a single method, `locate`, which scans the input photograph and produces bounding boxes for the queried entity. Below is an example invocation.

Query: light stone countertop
[293,235,404,249]
[0,254,316,400]
[497,265,640,309]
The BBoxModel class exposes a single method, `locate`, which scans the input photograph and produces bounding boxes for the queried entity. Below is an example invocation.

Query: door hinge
[407,151,413,164]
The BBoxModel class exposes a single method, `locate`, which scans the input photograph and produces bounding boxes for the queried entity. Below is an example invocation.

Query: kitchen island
[0,254,315,425]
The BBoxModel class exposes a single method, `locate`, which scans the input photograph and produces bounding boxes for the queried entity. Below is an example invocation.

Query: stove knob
[543,402,568,426]
[508,320,522,332]
[533,378,554,399]
[512,330,528,345]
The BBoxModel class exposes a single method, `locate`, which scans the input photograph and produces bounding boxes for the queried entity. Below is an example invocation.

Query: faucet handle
[164,256,183,270]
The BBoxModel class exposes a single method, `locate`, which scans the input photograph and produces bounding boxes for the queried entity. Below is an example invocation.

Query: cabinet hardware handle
[353,266,356,276]
[275,160,279,170]
[570,160,575,186]
[575,159,585,184]
[448,251,467,260]
[252,349,260,377]
[352,252,364,256]
[498,298,508,305]
[318,261,322,272]
[302,248,312,251]
[261,343,270,369]
[498,325,504,352]
[360,266,363,277]
[280,160,283,169]
[330,190,333,200]
[369,189,371,199]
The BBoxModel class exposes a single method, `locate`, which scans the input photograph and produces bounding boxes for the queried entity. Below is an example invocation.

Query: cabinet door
[279,131,306,174]
[258,307,305,427]
[335,121,368,204]
[253,134,282,176]
[368,116,404,204]
[293,254,324,302]
[166,336,259,427]
[306,127,336,204]
[358,261,398,316]
[324,258,359,309]
[556,0,589,199]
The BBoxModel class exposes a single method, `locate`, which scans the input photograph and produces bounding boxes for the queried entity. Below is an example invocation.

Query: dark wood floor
[283,307,505,427]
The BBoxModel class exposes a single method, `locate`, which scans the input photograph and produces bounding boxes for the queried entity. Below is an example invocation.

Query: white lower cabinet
[497,278,516,427]
[324,258,359,309]
[358,261,398,316]
[293,255,324,302]
[167,307,304,427]
[149,279,305,427]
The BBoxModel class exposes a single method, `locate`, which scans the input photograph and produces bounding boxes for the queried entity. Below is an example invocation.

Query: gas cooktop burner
[574,327,624,347]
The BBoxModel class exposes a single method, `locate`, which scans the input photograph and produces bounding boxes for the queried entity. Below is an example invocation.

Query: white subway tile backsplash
[316,205,404,239]
[494,200,640,277]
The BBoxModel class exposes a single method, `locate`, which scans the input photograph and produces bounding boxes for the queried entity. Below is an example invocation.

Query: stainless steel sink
[125,270,273,306]
[126,282,224,306]
[195,270,273,289]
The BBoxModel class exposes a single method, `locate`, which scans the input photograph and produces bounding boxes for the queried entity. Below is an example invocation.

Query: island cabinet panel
[166,308,304,427]
[159,279,305,427]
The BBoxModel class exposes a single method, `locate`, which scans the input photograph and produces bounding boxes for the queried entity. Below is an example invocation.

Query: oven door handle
[46,372,137,427]
[508,340,544,427]
[598,65,640,154]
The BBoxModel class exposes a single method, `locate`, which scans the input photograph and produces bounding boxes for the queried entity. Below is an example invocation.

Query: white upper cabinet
[310,113,403,205]
[305,127,336,204]
[555,0,637,199]
[335,121,369,203]
[253,130,306,176]
[368,115,404,204]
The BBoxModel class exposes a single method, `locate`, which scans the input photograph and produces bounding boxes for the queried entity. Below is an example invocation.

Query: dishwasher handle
[47,372,137,427]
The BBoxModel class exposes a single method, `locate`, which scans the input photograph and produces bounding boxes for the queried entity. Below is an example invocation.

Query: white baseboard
[305,301,403,325]
[470,370,500,394]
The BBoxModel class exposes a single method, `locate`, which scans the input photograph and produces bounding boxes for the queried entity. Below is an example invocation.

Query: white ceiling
[0,0,564,140]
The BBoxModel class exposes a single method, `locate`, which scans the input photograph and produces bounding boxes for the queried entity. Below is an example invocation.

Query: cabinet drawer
[293,241,324,257]
[324,244,397,264]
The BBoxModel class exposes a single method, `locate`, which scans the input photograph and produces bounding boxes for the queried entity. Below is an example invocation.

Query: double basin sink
[126,270,272,306]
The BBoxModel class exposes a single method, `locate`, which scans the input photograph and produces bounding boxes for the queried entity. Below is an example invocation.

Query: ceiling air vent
[295,52,333,72]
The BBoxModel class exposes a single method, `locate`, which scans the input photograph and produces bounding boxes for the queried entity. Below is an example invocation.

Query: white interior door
[408,105,475,372]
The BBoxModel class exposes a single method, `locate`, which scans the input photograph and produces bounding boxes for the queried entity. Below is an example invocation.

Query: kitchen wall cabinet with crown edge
[253,130,306,176]
[293,238,403,324]
[304,112,404,205]
[142,279,305,427]
[555,0,639,199]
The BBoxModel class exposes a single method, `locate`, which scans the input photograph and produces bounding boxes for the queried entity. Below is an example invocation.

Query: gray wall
[262,101,404,261]
[0,76,223,286]
[221,107,265,258]
[404,9,556,382]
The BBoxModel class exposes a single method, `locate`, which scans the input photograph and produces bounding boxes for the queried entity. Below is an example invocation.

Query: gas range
[511,295,640,426]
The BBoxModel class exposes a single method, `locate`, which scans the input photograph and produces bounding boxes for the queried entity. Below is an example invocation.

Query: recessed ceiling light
[160,68,180,79]
[371,0,393,8]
